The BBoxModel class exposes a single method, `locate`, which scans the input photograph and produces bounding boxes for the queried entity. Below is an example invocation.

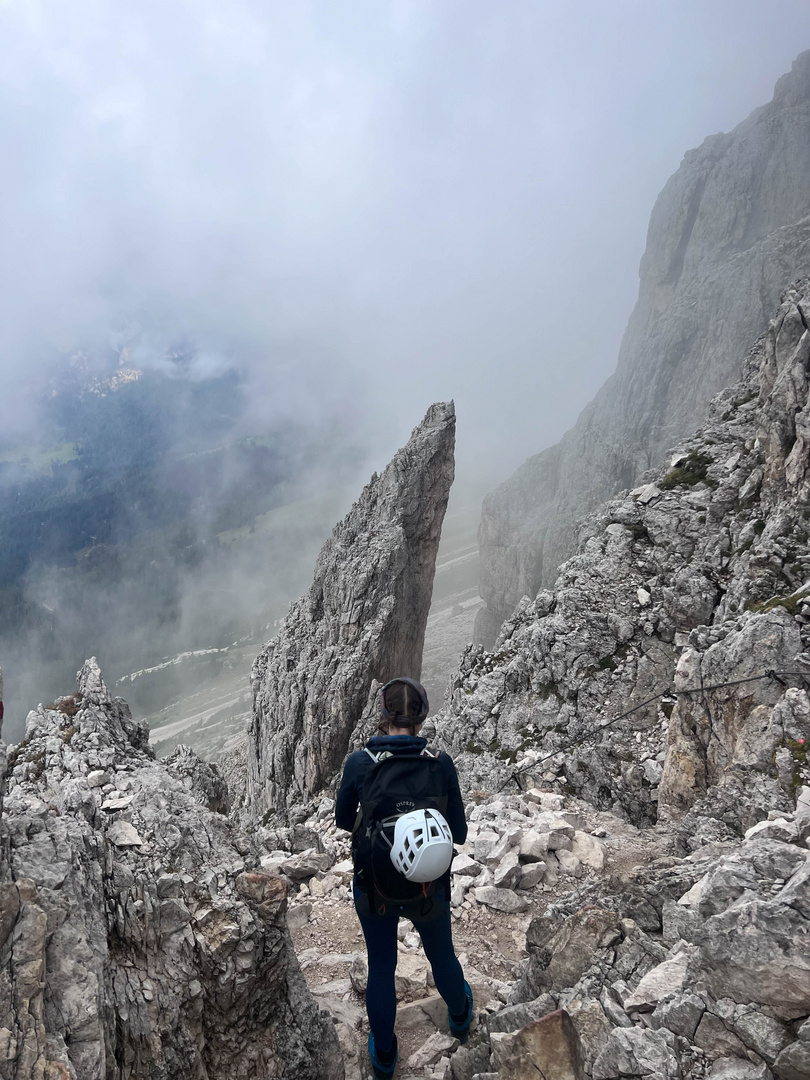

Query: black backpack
[352,747,450,915]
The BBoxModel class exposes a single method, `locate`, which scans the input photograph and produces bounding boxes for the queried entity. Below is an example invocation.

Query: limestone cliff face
[477,50,810,646]
[436,283,810,832]
[246,402,455,819]
[0,659,341,1080]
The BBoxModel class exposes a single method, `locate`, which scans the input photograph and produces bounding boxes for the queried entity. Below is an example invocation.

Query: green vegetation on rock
[746,591,805,616]
[659,451,714,491]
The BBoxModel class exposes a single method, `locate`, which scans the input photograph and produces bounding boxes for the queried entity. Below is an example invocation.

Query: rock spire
[245,401,455,818]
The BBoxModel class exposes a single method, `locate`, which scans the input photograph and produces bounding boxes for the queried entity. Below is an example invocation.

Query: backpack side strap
[351,749,381,836]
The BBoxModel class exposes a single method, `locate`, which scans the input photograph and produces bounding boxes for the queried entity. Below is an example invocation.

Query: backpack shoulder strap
[351,748,381,837]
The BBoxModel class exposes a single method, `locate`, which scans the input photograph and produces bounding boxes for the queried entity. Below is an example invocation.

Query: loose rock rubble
[252,779,661,1079]
[266,773,810,1079]
[442,790,810,1080]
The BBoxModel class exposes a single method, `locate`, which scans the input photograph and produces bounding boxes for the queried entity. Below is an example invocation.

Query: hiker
[335,677,473,1079]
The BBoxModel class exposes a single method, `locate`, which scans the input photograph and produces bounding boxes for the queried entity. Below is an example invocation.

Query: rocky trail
[261,780,810,1080]
[263,785,664,1080]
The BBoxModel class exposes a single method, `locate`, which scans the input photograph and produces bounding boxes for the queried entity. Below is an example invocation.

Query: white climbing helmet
[389,808,453,882]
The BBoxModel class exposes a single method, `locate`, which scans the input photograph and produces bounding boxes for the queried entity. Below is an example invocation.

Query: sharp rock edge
[0,658,343,1080]
[244,400,456,820]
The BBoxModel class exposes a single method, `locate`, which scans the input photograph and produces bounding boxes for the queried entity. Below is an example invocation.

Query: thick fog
[2,2,810,738]
[1,0,808,477]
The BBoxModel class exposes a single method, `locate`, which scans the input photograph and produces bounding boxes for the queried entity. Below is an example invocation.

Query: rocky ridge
[0,659,341,1080]
[477,51,810,646]
[245,401,455,820]
[435,283,810,835]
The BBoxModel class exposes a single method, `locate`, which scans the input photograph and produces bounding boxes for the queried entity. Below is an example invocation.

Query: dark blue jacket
[335,735,468,844]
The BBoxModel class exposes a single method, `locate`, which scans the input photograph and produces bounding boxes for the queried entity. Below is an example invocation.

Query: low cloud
[1,1,808,473]
[2,2,810,732]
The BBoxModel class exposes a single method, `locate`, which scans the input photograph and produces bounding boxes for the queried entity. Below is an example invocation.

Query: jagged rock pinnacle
[0,660,342,1079]
[245,401,456,818]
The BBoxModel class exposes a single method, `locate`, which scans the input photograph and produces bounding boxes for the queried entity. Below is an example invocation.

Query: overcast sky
[2,1,809,487]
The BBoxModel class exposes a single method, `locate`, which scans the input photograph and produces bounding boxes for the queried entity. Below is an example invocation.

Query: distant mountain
[476,50,810,645]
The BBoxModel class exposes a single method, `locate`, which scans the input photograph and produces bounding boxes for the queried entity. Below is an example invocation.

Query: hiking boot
[448,980,474,1044]
[368,1032,398,1079]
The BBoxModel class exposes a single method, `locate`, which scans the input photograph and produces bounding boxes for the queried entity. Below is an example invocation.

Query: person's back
[335,678,474,1079]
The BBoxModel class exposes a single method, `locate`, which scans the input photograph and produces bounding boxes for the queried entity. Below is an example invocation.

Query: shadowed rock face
[0,659,342,1080]
[246,401,455,819]
[476,50,810,646]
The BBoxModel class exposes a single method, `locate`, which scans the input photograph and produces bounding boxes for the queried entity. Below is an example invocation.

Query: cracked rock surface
[245,401,455,820]
[435,283,810,831]
[0,658,341,1080]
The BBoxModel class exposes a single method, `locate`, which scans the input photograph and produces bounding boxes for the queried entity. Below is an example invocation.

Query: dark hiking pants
[353,884,467,1054]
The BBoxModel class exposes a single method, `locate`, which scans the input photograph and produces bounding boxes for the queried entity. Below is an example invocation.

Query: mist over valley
[2,1,807,751]
[0,348,367,739]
